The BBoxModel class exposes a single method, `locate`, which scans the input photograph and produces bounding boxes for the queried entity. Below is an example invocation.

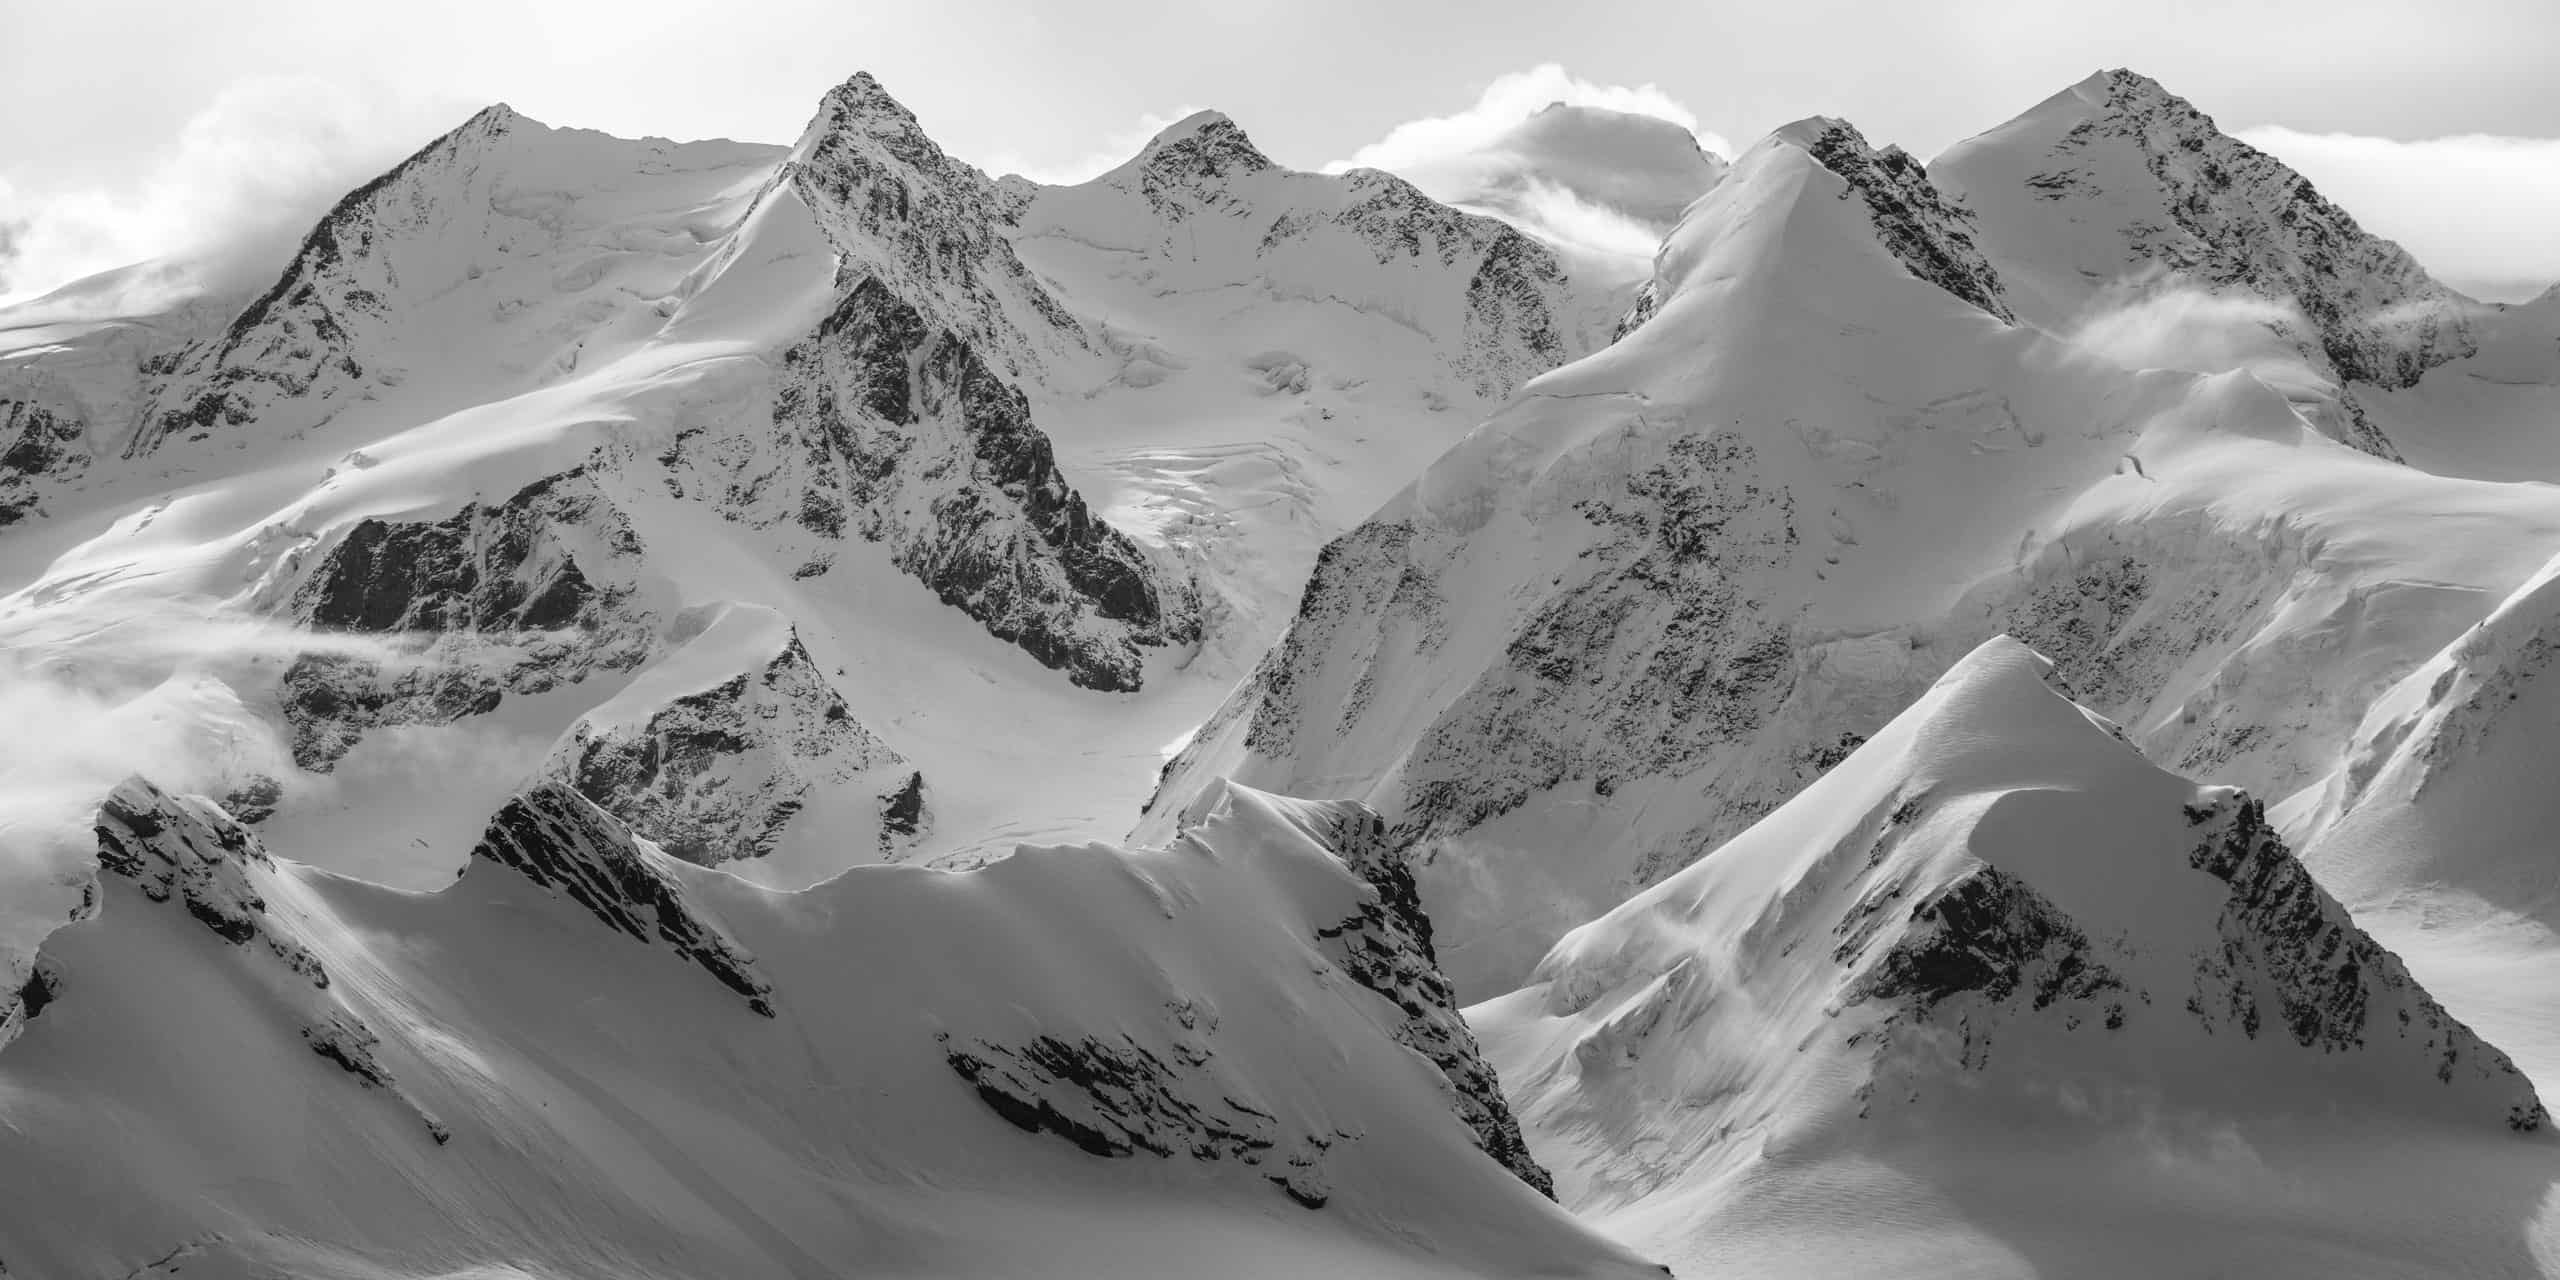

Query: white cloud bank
[2236,126,2560,304]
[0,76,474,310]
[1328,64,1730,178]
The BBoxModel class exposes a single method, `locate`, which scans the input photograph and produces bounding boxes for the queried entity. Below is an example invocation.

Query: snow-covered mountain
[4,57,2559,1279]
[0,773,1659,1278]
[1479,638,2554,1278]
[1141,80,2560,1004]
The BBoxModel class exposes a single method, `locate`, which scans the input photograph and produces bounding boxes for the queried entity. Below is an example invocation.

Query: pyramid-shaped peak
[1130,109,1272,180]
[794,70,941,161]
[819,71,911,118]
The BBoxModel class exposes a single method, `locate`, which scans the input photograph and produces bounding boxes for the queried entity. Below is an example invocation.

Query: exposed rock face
[548,628,924,865]
[940,1027,1340,1208]
[1185,427,1804,915]
[785,72,1085,379]
[1793,118,2013,322]
[94,777,326,977]
[0,392,89,527]
[74,778,449,1140]
[764,273,1190,689]
[1310,804,1555,1197]
[660,72,1198,691]
[2181,790,2536,1127]
[131,106,520,456]
[276,467,654,768]
[463,784,774,1016]
[1844,863,2129,1020]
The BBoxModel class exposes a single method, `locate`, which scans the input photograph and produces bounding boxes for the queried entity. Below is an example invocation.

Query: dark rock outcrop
[939,1027,1338,1208]
[761,274,1189,689]
[277,468,653,769]
[1311,804,1556,1197]
[549,629,923,865]
[463,784,775,1016]
[72,778,449,1139]
[1795,119,2014,322]
[0,395,89,526]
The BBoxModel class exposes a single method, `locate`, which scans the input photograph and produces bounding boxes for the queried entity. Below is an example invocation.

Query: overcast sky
[4,0,2555,303]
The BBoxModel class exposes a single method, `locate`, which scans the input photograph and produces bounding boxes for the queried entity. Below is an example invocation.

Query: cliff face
[654,73,1200,691]
[1793,118,2014,322]
[463,783,775,1015]
[547,619,925,868]
[276,468,656,771]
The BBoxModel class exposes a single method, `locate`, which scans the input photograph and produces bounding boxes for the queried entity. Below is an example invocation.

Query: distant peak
[1130,109,1272,181]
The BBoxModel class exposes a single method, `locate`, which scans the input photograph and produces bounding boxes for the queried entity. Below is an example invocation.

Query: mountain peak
[1769,115,2015,321]
[1129,109,1272,182]
[794,70,938,164]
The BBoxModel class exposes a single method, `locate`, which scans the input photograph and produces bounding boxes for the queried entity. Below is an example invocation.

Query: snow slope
[1475,637,2557,1278]
[0,775,1659,1278]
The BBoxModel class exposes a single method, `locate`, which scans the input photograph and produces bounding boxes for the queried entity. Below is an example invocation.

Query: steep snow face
[1474,638,2554,1278]
[543,603,925,884]
[1933,70,2474,419]
[0,778,1657,1280]
[1143,111,2560,998]
[2284,546,2560,1086]
[129,106,786,461]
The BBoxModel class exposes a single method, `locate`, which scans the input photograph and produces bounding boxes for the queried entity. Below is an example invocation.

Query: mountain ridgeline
[3,59,2558,1280]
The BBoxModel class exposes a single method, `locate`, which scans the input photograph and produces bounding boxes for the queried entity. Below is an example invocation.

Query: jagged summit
[1106,108,1275,189]
[794,70,938,161]
[1751,115,2013,321]
[1934,66,2475,401]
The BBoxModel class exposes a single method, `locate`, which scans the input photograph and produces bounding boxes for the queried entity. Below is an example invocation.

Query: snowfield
[3,58,2558,1280]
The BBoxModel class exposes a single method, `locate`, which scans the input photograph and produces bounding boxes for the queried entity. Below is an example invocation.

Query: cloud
[1329,64,1728,177]
[0,75,475,310]
[1508,178,1670,261]
[975,105,1209,187]
[0,590,408,998]
[2234,126,2560,304]
[2061,279,2328,395]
